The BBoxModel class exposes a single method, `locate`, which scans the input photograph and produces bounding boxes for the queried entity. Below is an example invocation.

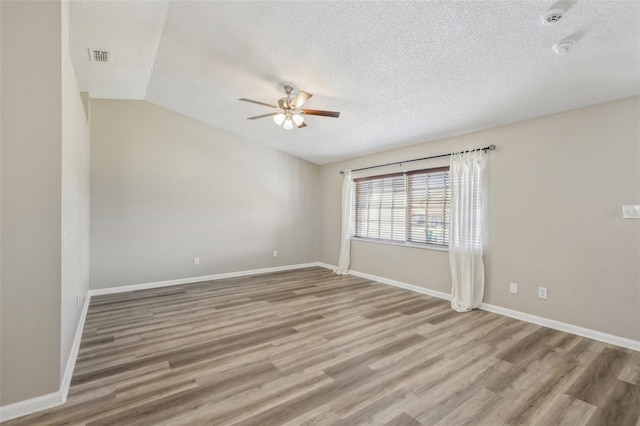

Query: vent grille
[88,49,110,62]
[542,8,564,25]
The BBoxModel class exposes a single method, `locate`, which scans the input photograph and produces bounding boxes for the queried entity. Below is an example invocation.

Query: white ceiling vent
[542,8,565,25]
[88,49,111,62]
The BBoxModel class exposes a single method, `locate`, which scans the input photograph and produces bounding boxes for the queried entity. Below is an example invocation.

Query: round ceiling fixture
[542,8,565,25]
[552,39,575,55]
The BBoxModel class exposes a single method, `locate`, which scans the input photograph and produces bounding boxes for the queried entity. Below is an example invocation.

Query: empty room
[1,0,639,425]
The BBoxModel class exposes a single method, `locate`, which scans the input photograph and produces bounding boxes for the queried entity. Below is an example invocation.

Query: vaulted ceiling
[70,1,640,164]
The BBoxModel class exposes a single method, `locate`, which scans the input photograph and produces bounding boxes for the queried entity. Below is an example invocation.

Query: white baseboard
[327,266,639,352]
[348,269,452,302]
[478,302,640,352]
[0,391,63,423]
[60,293,92,403]
[88,262,320,296]
[0,293,90,422]
[314,261,338,271]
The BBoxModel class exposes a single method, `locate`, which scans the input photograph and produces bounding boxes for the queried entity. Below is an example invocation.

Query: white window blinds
[354,167,451,247]
[355,173,406,242]
[407,167,450,246]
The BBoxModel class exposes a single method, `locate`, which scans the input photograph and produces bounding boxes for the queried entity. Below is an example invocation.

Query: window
[354,167,451,247]
[354,173,406,242]
[407,167,450,246]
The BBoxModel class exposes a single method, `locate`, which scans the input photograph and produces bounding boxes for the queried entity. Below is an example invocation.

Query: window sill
[351,237,449,252]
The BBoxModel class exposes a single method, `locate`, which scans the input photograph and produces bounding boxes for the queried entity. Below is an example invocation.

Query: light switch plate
[622,205,640,219]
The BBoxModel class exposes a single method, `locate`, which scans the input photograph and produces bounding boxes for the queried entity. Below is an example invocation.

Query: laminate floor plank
[566,346,630,406]
[436,388,501,426]
[586,379,640,426]
[3,267,638,426]
[536,393,598,426]
[385,412,421,426]
[170,371,333,426]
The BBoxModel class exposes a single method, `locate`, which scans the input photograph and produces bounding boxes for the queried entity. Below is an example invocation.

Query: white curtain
[449,150,486,312]
[335,170,354,275]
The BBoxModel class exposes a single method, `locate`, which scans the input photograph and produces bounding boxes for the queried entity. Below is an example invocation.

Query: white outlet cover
[509,283,518,294]
[538,287,548,300]
[622,205,640,218]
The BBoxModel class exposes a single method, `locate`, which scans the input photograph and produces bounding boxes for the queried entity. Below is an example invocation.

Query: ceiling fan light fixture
[292,114,304,126]
[273,113,285,125]
[240,85,340,129]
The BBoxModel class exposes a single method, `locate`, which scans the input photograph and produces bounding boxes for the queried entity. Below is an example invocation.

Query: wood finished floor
[4,267,639,426]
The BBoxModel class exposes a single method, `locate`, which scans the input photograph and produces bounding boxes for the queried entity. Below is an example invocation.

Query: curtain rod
[339,144,496,174]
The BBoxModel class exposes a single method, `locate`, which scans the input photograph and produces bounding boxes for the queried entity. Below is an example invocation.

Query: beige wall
[0,1,634,414]
[320,97,640,341]
[60,0,91,381]
[89,100,319,289]
[0,1,62,405]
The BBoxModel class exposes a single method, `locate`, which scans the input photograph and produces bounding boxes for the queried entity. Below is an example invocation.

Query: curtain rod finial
[488,144,496,150]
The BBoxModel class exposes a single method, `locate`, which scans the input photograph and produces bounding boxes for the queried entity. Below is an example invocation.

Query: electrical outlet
[538,287,548,300]
[509,282,518,294]
[193,257,200,266]
[273,250,278,257]
[622,205,640,218]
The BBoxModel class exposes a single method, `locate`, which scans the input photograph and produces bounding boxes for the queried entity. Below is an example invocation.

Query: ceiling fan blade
[299,109,340,118]
[295,121,307,129]
[238,98,278,108]
[246,112,279,120]
[292,91,312,108]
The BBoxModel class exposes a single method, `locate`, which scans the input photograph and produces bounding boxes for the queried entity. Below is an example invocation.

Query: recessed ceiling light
[542,8,565,25]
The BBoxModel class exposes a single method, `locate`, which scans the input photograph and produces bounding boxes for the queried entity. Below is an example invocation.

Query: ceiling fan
[239,85,340,130]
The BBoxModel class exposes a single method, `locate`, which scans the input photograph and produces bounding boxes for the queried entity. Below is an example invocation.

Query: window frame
[353,166,451,251]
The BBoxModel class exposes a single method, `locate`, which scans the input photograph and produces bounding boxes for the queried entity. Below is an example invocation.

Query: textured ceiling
[70,1,640,164]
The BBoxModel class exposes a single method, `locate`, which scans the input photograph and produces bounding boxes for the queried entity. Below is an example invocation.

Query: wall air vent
[88,49,110,62]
